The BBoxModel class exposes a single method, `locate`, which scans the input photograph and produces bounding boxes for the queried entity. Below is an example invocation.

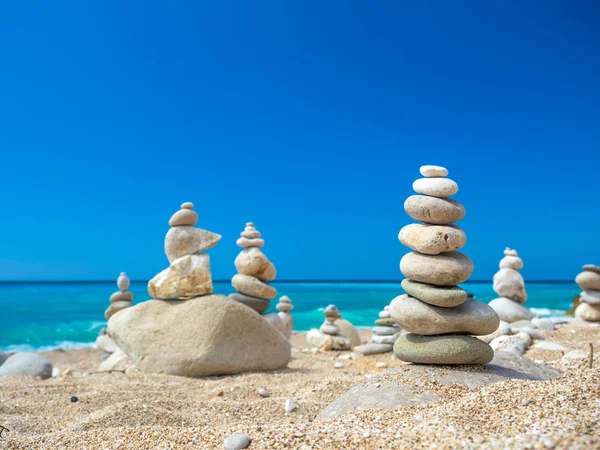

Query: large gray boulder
[318,352,561,418]
[0,352,53,379]
[108,294,291,377]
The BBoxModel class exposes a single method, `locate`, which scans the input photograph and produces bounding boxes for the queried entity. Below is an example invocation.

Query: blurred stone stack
[575,264,600,322]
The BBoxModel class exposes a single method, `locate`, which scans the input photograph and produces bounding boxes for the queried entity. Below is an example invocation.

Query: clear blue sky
[0,1,598,281]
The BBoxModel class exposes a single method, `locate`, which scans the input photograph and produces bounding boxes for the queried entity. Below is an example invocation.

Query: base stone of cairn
[306,305,352,351]
[391,165,499,365]
[356,306,401,355]
[575,264,600,322]
[229,222,277,313]
[108,203,291,377]
[489,248,533,323]
[97,272,133,359]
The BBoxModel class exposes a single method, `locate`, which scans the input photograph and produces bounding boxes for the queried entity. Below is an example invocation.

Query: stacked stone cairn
[488,248,533,323]
[390,165,499,365]
[263,295,295,340]
[355,306,402,355]
[575,264,600,322]
[97,272,133,359]
[229,222,277,313]
[306,305,351,351]
[106,202,291,377]
[148,202,220,299]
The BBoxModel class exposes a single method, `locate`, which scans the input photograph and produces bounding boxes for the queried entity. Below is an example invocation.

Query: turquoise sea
[0,281,579,352]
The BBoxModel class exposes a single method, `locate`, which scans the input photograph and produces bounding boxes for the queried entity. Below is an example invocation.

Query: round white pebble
[420,165,448,178]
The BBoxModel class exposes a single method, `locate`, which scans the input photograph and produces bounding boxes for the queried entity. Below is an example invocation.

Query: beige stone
[228,293,270,313]
[234,247,276,282]
[477,321,512,344]
[164,226,221,262]
[169,209,198,227]
[97,348,133,372]
[110,291,133,303]
[499,255,524,270]
[575,302,600,322]
[104,301,132,320]
[493,268,527,303]
[583,264,600,274]
[394,334,493,365]
[236,237,265,248]
[580,290,600,305]
[412,178,458,198]
[335,318,362,348]
[419,165,448,178]
[404,195,465,225]
[148,254,213,299]
[117,272,130,291]
[400,251,473,286]
[401,279,468,308]
[389,295,499,336]
[576,271,600,291]
[232,274,277,300]
[108,295,291,376]
[398,223,466,255]
[488,297,534,323]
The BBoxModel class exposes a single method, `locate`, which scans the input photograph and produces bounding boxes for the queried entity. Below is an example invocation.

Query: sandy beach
[1,323,598,449]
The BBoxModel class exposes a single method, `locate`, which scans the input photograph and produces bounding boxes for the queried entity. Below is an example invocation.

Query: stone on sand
[398,223,466,255]
[532,318,556,330]
[98,348,134,372]
[224,433,250,450]
[400,279,468,308]
[394,334,493,365]
[389,295,499,336]
[0,352,53,379]
[148,253,213,299]
[488,297,533,323]
[108,295,291,377]
[335,318,361,348]
[354,343,394,356]
[319,352,560,418]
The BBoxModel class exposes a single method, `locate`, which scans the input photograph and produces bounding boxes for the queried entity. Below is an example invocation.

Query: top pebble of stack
[169,202,199,227]
[419,165,449,178]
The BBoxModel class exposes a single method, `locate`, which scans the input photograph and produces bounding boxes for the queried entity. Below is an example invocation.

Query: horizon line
[0,279,577,284]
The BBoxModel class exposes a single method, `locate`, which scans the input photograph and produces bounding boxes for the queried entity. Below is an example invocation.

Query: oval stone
[493,268,527,303]
[499,255,524,270]
[117,272,130,291]
[110,291,134,303]
[583,264,600,274]
[398,223,466,255]
[105,301,132,320]
[228,293,270,313]
[232,274,277,300]
[420,165,448,178]
[580,290,600,305]
[234,247,276,282]
[575,302,600,322]
[169,208,199,227]
[394,334,494,365]
[404,195,465,225]
[400,251,474,286]
[389,295,499,336]
[488,297,534,323]
[401,279,468,307]
[413,178,458,198]
[576,271,600,291]
[164,226,221,263]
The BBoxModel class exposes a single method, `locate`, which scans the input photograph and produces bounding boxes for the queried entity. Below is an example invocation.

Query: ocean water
[0,281,579,352]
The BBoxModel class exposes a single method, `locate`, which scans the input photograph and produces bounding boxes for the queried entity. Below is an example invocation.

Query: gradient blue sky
[1,1,599,281]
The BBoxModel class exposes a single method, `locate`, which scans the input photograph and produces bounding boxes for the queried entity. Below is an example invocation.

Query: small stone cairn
[148,202,221,299]
[489,248,533,323]
[263,295,295,339]
[229,222,277,313]
[390,165,499,365]
[575,264,600,322]
[372,306,401,345]
[97,272,133,358]
[306,305,351,351]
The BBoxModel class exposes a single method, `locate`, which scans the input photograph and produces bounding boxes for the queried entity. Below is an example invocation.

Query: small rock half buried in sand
[224,433,250,450]
[285,399,297,413]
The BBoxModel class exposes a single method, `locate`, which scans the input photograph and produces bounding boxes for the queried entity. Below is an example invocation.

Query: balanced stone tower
[148,202,220,299]
[97,272,133,358]
[306,305,351,350]
[575,264,600,322]
[230,222,278,313]
[489,248,533,323]
[106,202,291,377]
[390,165,499,365]
[372,306,401,347]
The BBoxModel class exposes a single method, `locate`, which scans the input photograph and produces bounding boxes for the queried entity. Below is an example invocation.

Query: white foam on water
[3,341,96,353]
[530,307,568,319]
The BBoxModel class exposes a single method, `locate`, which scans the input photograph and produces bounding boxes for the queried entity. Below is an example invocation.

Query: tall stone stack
[230,222,277,313]
[390,165,499,365]
[575,264,600,322]
[489,248,533,323]
[148,202,221,299]
[97,272,133,358]
[276,296,294,338]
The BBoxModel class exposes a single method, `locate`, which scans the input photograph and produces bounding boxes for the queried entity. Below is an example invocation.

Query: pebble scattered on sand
[285,399,297,413]
[224,433,250,450]
[258,388,270,398]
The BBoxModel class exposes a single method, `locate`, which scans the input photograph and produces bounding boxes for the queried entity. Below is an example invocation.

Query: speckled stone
[412,177,458,198]
[404,195,465,225]
[394,334,494,365]
[398,223,466,255]
[419,165,448,178]
[228,293,270,313]
[401,279,468,308]
[400,251,474,286]
[232,274,277,300]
